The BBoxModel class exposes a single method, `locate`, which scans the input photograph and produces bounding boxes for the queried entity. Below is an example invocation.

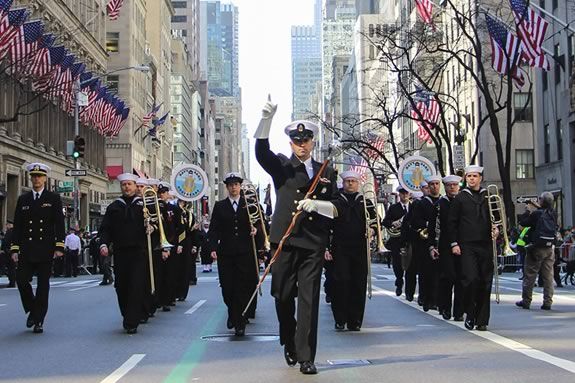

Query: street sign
[453,145,465,170]
[516,195,538,204]
[57,181,73,193]
[65,169,87,177]
[77,91,88,106]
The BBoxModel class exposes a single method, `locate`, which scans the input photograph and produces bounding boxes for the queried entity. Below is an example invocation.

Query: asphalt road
[1,263,575,383]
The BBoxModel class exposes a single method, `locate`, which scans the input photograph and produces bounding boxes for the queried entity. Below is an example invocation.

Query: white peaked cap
[117,173,138,182]
[340,170,361,180]
[284,120,319,137]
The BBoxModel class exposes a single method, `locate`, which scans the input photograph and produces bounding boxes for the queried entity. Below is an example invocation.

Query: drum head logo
[171,164,208,201]
[398,156,436,193]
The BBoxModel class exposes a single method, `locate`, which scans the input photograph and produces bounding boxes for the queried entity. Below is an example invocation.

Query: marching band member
[327,170,375,331]
[136,178,148,196]
[382,186,411,296]
[10,163,65,333]
[447,165,494,331]
[255,97,338,375]
[208,172,259,336]
[428,175,463,321]
[198,219,213,272]
[175,199,198,301]
[99,173,148,334]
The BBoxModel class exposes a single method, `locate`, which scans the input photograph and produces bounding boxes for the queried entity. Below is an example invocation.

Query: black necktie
[403,205,407,214]
[35,192,39,200]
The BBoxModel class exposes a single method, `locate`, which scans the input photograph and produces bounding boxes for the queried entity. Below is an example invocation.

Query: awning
[133,168,146,178]
[106,165,123,179]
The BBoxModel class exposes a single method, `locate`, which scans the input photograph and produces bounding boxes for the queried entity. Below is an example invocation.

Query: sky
[233,0,316,187]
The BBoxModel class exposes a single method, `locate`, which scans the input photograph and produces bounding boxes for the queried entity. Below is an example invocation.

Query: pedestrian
[447,165,495,331]
[255,97,338,375]
[209,172,261,336]
[10,163,66,333]
[99,173,154,334]
[64,228,81,277]
[327,170,375,331]
[516,192,558,310]
[382,187,411,296]
[0,220,16,287]
[89,231,101,274]
[198,219,212,272]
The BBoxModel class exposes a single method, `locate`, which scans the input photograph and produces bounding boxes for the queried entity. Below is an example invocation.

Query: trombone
[241,183,265,297]
[486,184,516,304]
[362,182,385,300]
[142,187,174,294]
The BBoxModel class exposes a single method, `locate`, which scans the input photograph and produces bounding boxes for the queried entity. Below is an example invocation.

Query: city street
[1,263,575,383]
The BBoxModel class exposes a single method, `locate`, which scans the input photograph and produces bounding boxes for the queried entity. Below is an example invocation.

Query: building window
[516,149,534,179]
[552,0,557,11]
[556,119,563,160]
[513,92,532,121]
[555,43,561,84]
[542,70,548,91]
[172,15,187,23]
[172,1,187,8]
[368,24,374,37]
[106,75,119,93]
[544,124,550,163]
[106,32,119,53]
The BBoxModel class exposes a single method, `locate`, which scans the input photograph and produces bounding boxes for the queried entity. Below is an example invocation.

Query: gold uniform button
[29,221,33,224]
[40,228,43,232]
[39,237,43,240]
[29,229,32,232]
[296,189,300,193]
[308,217,313,221]
[40,220,43,223]
[29,237,33,241]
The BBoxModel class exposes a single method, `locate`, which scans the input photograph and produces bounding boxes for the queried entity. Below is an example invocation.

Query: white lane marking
[499,286,575,302]
[64,279,100,286]
[372,285,575,374]
[68,283,101,292]
[185,300,206,315]
[100,354,145,383]
[0,304,6,307]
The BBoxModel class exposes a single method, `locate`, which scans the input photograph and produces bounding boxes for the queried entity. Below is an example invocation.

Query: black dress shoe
[177,297,185,302]
[423,304,430,312]
[284,346,297,366]
[33,323,43,334]
[395,286,402,296]
[162,306,171,312]
[99,281,109,286]
[227,318,234,329]
[325,295,332,303]
[139,318,148,324]
[335,322,345,330]
[442,311,451,320]
[516,300,530,309]
[234,327,245,336]
[347,325,360,331]
[405,294,414,302]
[541,304,551,310]
[476,325,487,331]
[464,316,475,330]
[299,361,317,375]
[417,298,423,307]
[453,316,464,322]
[126,327,137,334]
[26,315,35,328]
[169,302,176,306]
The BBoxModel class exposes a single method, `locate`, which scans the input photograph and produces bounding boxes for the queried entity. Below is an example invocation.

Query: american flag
[22,33,54,78]
[0,8,29,60]
[410,86,440,143]
[47,54,74,99]
[31,45,66,92]
[414,0,434,27]
[510,0,550,70]
[348,156,369,182]
[365,134,385,159]
[106,0,124,21]
[142,103,161,125]
[485,14,526,87]
[153,112,169,127]
[8,20,43,75]
[0,0,13,16]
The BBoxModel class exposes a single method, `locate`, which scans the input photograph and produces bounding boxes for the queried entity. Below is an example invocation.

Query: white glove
[297,199,335,219]
[253,95,277,139]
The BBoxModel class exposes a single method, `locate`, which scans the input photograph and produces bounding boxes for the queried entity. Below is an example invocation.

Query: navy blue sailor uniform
[382,201,410,292]
[255,138,337,363]
[11,189,65,325]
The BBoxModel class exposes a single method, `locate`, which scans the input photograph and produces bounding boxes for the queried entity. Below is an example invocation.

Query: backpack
[532,209,557,247]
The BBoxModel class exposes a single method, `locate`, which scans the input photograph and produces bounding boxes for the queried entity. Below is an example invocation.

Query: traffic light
[73,136,85,159]
[456,168,465,188]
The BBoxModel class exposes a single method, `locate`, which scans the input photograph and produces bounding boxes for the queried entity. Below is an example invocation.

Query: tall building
[291,25,322,120]
[0,0,110,230]
[171,0,202,81]
[200,1,239,97]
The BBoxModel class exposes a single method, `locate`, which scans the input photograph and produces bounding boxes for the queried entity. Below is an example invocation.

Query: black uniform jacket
[331,192,375,249]
[99,196,147,251]
[209,197,261,255]
[10,190,66,261]
[427,195,453,251]
[255,139,337,250]
[160,202,185,247]
[401,196,439,244]
[446,187,491,247]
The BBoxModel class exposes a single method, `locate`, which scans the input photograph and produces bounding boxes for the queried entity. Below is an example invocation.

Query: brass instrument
[387,216,403,238]
[241,183,265,296]
[242,183,270,251]
[486,184,516,304]
[419,228,429,240]
[362,183,385,300]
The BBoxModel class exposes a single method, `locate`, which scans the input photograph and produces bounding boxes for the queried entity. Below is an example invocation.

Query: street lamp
[70,65,150,230]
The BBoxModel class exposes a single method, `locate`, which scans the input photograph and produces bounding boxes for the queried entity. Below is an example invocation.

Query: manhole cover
[201,333,279,342]
[327,359,371,366]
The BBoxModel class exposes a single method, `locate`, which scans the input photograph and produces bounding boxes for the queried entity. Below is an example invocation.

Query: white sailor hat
[284,120,319,140]
[443,175,462,184]
[117,173,138,183]
[26,162,50,176]
[340,170,361,181]
[465,165,484,174]
[158,181,171,192]
[147,178,160,186]
[425,175,442,183]
[412,191,424,199]
[136,178,148,186]
[420,181,428,187]
[223,172,243,184]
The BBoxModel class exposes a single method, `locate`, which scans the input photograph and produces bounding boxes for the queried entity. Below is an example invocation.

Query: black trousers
[217,252,254,328]
[271,245,323,363]
[64,249,79,277]
[420,250,440,308]
[175,243,192,300]
[114,247,147,328]
[323,261,334,298]
[387,239,404,288]
[330,244,367,328]
[460,242,493,326]
[438,248,464,318]
[143,249,162,315]
[100,254,113,283]
[405,240,424,300]
[0,251,16,285]
[17,257,53,324]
